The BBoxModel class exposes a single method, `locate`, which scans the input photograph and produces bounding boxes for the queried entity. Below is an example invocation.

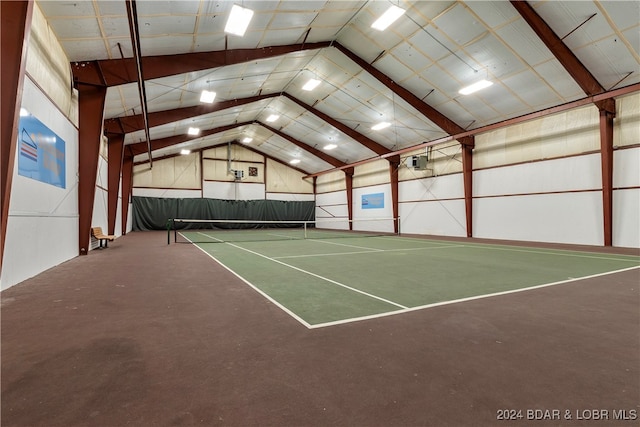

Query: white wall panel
[399,200,467,237]
[133,188,201,198]
[399,174,464,202]
[613,189,639,248]
[474,192,603,245]
[2,77,79,290]
[614,147,640,188]
[202,181,265,200]
[474,154,601,197]
[266,193,315,201]
[2,216,78,291]
[315,190,347,219]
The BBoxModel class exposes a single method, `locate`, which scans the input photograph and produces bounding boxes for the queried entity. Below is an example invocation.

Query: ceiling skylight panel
[225,4,254,36]
[371,5,405,31]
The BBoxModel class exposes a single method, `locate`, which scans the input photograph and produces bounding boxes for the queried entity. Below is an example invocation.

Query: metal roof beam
[258,122,347,168]
[282,93,391,156]
[104,93,279,135]
[127,121,254,156]
[333,42,474,147]
[72,42,331,88]
[510,1,614,113]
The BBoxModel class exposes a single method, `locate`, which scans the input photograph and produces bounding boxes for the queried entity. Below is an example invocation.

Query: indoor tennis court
[174,222,640,327]
[3,1,640,426]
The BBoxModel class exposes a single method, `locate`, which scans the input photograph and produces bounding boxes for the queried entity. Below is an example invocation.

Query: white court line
[381,235,640,263]
[274,244,464,259]
[196,232,224,243]
[185,237,312,329]
[225,242,408,310]
[308,265,640,329]
[310,239,384,251]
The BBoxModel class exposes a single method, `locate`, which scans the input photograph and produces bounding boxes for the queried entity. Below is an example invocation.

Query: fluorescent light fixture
[323,144,337,150]
[458,79,493,95]
[20,108,29,117]
[200,90,216,103]
[371,122,391,131]
[242,137,253,143]
[371,5,405,31]
[225,4,254,36]
[266,114,279,122]
[302,78,321,91]
[180,149,191,155]
[289,159,301,165]
[187,127,200,136]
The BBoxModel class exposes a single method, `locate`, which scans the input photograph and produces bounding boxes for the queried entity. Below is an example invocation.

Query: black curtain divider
[132,196,315,231]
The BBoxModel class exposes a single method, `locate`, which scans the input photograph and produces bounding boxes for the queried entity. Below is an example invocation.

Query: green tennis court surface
[182,232,640,328]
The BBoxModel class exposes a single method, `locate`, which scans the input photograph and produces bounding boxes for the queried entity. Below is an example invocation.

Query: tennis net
[170,218,399,244]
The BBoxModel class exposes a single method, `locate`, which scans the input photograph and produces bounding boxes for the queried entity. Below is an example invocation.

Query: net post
[167,219,172,245]
[396,216,401,236]
[304,221,308,239]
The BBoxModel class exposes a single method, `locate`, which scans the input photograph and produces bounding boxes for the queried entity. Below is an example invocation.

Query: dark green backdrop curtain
[132,196,315,231]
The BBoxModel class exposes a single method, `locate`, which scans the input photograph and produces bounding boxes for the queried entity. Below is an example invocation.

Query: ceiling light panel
[371,5,406,31]
[225,4,254,36]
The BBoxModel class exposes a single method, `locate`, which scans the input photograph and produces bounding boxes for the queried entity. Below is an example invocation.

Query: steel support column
[78,85,107,254]
[1,0,33,272]
[599,110,614,246]
[461,143,474,238]
[344,168,354,230]
[388,155,400,234]
[107,134,124,235]
[121,152,134,235]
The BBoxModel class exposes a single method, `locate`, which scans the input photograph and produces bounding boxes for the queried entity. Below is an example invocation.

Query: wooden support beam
[121,152,134,235]
[77,85,107,255]
[462,144,473,238]
[599,110,614,246]
[107,134,125,235]
[388,155,400,234]
[344,167,354,229]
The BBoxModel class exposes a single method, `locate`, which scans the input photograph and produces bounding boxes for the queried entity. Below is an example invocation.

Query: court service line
[196,232,224,243]
[225,242,408,310]
[310,239,384,251]
[308,265,640,329]
[274,244,465,259]
[188,240,313,329]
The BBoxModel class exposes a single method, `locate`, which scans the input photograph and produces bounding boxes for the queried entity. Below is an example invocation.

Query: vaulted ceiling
[38,0,640,174]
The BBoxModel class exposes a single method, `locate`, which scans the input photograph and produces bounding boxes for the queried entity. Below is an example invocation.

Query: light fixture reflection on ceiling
[242,137,253,143]
[180,149,191,155]
[459,79,493,95]
[289,159,301,164]
[225,4,254,36]
[323,144,337,150]
[371,122,391,131]
[187,127,200,136]
[371,5,405,31]
[302,78,321,91]
[200,90,216,103]
[266,114,280,122]
[20,108,30,117]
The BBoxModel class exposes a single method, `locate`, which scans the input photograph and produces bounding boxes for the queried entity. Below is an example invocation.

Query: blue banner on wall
[361,192,384,209]
[18,110,66,189]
